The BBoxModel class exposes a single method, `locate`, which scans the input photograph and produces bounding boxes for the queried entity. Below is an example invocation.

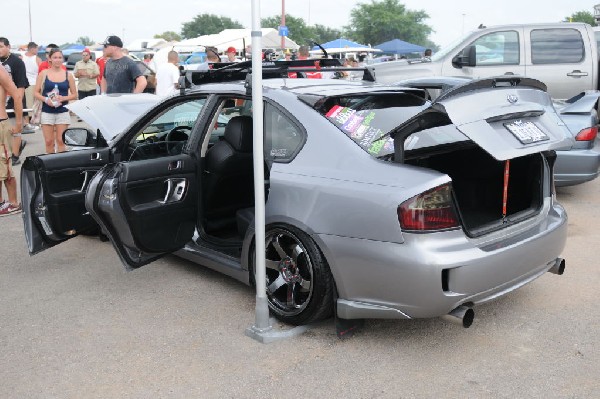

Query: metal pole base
[245,319,310,344]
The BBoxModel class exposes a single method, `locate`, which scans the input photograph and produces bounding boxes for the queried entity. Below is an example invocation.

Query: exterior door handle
[159,178,187,204]
[566,70,588,77]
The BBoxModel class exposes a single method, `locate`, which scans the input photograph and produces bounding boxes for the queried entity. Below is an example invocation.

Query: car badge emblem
[507,94,518,104]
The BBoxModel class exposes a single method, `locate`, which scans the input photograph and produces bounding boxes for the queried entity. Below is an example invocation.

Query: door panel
[21,148,109,255]
[86,154,198,269]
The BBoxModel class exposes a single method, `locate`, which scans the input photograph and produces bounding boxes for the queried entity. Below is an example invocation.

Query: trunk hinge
[502,160,510,223]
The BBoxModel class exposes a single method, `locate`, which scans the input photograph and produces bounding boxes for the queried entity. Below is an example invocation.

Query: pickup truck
[372,23,598,101]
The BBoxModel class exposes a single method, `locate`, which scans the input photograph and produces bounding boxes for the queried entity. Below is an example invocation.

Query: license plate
[504,120,549,144]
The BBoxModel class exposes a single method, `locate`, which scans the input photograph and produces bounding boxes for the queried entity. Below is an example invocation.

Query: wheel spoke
[265,259,280,271]
[291,244,305,263]
[267,275,286,295]
[286,282,297,307]
[299,277,311,292]
[272,235,289,259]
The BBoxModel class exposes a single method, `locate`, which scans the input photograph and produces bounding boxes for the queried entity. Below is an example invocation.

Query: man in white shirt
[155,50,180,97]
[22,42,40,131]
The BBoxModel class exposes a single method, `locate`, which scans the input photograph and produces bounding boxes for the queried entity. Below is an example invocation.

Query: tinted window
[531,28,584,64]
[265,103,305,163]
[316,93,428,157]
[471,30,519,65]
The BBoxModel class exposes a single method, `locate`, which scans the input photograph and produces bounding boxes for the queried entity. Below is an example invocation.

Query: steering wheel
[165,125,192,155]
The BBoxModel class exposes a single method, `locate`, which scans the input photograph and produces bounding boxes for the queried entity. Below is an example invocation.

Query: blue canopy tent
[374,39,426,55]
[312,38,369,52]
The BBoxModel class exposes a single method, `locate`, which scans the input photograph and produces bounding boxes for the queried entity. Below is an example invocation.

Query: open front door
[85,154,198,270]
[21,148,110,255]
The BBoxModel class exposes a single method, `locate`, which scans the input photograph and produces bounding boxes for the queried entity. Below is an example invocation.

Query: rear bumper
[317,200,567,320]
[554,148,600,186]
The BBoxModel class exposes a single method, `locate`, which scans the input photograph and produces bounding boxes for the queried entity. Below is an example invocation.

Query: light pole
[28,0,33,41]
[462,13,466,35]
[280,0,285,50]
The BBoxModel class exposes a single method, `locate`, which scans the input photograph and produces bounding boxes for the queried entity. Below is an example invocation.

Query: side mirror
[63,128,97,147]
[452,45,477,68]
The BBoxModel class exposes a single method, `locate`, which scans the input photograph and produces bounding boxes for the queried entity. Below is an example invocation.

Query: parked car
[64,51,97,70]
[181,51,207,70]
[21,63,570,327]
[395,76,600,186]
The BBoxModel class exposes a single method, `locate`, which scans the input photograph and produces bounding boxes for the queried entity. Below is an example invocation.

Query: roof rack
[179,59,376,91]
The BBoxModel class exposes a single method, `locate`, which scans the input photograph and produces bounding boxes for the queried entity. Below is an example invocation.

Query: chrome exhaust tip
[441,305,474,328]
[548,258,565,275]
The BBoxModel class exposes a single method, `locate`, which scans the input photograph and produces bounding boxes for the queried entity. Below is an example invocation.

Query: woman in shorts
[34,48,77,153]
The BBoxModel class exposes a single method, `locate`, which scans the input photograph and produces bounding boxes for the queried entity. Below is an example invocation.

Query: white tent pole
[250,0,271,331]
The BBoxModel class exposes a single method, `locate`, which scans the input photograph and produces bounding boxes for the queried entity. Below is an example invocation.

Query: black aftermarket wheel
[251,224,334,325]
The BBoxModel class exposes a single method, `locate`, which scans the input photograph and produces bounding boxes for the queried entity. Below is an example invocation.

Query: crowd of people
[0,35,384,217]
[0,34,154,216]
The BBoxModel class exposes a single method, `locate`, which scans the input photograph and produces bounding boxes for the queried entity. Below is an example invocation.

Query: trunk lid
[393,77,574,161]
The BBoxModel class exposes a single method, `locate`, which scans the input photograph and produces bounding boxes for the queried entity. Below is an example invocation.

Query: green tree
[76,36,94,46]
[564,11,596,26]
[261,14,315,46]
[312,24,342,44]
[345,0,432,46]
[181,14,244,39]
[154,31,182,42]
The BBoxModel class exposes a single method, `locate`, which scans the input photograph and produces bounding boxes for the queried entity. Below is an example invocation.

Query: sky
[1,0,598,49]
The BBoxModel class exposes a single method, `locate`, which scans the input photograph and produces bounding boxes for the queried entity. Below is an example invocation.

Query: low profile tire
[251,224,334,325]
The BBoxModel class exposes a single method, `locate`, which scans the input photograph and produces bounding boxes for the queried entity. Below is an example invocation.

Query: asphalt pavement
[1,120,599,398]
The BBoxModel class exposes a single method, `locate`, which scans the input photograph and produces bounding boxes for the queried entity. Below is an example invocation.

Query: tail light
[397,184,460,231]
[575,126,598,141]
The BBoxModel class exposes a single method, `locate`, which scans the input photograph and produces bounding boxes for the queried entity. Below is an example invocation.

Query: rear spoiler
[435,76,547,103]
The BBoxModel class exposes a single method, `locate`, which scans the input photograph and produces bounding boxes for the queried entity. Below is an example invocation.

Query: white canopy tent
[181,28,300,53]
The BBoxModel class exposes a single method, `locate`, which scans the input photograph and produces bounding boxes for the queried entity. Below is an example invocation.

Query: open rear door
[85,154,198,270]
[21,148,109,255]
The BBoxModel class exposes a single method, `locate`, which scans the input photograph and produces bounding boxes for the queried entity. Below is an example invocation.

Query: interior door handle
[168,160,183,170]
[159,178,187,204]
[566,70,588,77]
[78,170,94,192]
[90,152,102,161]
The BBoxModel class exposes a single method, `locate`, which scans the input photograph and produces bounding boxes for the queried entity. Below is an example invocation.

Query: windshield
[430,30,474,62]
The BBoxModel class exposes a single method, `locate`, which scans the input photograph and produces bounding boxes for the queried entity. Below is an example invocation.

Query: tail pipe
[441,305,474,328]
[548,258,566,275]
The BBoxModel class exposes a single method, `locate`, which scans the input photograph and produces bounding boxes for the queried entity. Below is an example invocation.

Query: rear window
[315,93,468,157]
[315,93,426,156]
[530,28,584,64]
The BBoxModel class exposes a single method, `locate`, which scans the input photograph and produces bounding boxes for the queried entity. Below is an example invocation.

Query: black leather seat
[204,115,254,233]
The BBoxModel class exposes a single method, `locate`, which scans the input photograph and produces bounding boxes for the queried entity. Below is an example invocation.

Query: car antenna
[312,41,328,59]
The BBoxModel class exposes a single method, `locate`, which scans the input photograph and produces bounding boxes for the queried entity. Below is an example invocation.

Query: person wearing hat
[100,35,146,94]
[195,47,221,71]
[226,47,238,63]
[283,49,292,61]
[73,48,99,100]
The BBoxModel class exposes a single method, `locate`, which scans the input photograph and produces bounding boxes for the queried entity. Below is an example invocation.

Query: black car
[65,51,96,70]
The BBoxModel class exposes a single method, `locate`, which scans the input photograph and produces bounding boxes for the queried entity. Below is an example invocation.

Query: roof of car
[187,77,425,98]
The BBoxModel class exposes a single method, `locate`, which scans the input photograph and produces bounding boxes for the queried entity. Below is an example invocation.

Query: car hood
[67,94,160,142]
[393,77,574,161]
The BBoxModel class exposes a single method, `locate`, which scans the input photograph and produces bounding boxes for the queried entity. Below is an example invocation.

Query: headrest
[224,116,253,152]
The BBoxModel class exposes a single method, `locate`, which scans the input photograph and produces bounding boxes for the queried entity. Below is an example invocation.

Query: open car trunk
[405,144,544,236]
